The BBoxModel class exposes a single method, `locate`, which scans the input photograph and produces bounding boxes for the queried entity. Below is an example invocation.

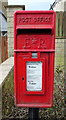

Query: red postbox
[14,11,56,108]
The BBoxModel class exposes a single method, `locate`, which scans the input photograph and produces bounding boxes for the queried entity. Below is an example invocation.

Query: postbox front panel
[14,52,54,107]
[14,11,55,108]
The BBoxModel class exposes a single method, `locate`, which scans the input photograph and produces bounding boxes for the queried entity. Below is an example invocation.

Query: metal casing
[14,11,56,108]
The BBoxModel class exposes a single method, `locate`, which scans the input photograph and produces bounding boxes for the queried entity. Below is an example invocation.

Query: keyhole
[22,77,24,80]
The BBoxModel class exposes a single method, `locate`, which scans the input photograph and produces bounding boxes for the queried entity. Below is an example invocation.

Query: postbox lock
[22,77,24,80]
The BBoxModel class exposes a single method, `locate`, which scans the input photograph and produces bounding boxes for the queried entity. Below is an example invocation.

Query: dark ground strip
[1,118,65,120]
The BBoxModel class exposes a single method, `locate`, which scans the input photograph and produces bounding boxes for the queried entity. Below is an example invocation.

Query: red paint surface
[14,11,56,108]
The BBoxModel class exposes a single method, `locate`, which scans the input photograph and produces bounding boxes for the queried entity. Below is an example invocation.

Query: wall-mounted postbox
[14,11,56,108]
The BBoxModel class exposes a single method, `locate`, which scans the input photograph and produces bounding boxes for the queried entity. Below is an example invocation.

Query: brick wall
[55,12,64,67]
[6,5,25,57]
[55,38,64,67]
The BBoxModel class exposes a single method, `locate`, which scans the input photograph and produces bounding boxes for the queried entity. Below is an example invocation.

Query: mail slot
[14,11,56,108]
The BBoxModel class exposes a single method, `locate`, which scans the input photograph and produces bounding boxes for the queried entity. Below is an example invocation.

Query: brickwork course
[6,5,25,57]
[55,38,64,66]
